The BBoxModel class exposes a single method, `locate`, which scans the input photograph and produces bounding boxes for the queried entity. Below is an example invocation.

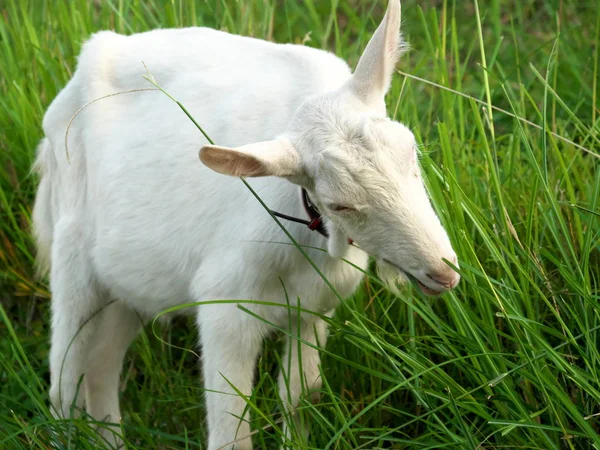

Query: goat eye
[329,204,354,213]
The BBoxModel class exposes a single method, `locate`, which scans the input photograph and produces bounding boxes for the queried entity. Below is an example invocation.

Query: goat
[32,0,459,448]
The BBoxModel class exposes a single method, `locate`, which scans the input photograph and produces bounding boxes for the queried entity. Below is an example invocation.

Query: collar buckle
[308,216,322,231]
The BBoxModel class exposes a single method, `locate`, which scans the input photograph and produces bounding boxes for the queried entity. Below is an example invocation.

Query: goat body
[35,24,367,450]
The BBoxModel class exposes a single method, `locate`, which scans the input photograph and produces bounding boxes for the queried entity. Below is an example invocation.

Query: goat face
[200,0,459,296]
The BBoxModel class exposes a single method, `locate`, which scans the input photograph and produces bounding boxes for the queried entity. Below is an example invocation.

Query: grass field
[2,0,600,448]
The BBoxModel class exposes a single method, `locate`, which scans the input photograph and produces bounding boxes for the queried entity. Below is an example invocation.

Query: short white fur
[32,1,459,448]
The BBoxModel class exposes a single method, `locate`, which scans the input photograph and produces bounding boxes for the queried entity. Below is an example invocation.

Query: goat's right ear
[199,139,301,178]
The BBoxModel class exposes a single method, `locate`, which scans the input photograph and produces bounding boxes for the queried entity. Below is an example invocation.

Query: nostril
[426,271,459,289]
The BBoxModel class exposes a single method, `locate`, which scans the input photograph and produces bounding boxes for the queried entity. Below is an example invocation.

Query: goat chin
[376,260,410,295]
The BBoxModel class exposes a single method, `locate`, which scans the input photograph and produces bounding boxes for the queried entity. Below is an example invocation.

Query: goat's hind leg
[84,300,143,446]
[49,221,141,447]
[49,220,105,421]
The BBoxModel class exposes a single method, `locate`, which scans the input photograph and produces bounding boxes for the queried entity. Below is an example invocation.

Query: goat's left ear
[350,0,404,108]
[199,139,301,178]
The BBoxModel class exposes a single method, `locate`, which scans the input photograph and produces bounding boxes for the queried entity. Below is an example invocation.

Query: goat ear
[350,0,404,107]
[199,139,301,178]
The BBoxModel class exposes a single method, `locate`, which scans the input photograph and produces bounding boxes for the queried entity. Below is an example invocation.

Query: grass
[1,0,600,448]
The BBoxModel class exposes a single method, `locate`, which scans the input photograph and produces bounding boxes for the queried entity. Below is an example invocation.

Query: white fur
[32,1,459,448]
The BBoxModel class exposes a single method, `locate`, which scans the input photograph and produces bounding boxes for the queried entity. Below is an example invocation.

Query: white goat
[32,0,459,448]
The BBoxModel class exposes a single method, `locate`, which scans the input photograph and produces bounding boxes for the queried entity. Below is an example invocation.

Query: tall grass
[1,0,599,448]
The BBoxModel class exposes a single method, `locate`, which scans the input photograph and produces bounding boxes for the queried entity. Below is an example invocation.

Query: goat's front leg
[198,307,266,450]
[278,316,330,447]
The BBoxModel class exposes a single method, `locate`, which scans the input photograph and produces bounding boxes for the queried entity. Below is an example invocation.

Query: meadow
[1,0,600,448]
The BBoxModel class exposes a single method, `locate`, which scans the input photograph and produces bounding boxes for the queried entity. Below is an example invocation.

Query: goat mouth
[382,259,443,297]
[414,279,443,296]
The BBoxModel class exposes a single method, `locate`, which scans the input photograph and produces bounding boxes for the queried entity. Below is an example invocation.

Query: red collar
[271,189,353,244]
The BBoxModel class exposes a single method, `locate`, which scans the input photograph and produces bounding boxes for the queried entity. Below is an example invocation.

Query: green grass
[1,0,600,448]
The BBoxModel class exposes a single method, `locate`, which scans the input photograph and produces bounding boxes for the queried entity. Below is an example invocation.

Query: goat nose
[426,257,460,289]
